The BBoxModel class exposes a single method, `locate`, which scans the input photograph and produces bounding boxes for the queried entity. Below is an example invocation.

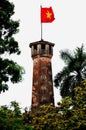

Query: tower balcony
[29,40,55,58]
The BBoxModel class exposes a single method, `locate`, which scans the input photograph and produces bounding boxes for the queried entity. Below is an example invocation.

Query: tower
[29,39,55,109]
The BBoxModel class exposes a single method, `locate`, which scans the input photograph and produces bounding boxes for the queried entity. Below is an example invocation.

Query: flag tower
[29,6,55,109]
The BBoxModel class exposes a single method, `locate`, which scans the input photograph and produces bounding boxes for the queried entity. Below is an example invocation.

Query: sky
[0,0,86,110]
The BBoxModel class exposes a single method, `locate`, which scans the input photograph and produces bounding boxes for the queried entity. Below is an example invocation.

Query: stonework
[29,40,55,109]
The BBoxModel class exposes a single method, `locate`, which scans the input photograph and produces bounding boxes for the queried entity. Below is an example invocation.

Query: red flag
[41,7,55,23]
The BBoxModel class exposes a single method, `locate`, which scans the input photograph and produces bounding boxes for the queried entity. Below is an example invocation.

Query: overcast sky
[0,0,86,110]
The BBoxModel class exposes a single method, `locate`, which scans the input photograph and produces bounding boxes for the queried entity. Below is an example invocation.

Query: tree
[0,101,24,130]
[0,101,34,130]
[56,80,86,130]
[0,81,86,129]
[0,0,24,93]
[24,80,86,130]
[54,44,86,98]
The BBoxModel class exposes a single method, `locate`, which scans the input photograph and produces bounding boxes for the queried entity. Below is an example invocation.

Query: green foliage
[54,44,86,98]
[0,101,22,130]
[0,101,33,130]
[0,81,86,129]
[24,81,86,130]
[0,0,24,93]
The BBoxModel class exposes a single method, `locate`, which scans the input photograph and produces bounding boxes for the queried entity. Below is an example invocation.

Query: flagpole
[40,5,43,40]
[41,18,43,40]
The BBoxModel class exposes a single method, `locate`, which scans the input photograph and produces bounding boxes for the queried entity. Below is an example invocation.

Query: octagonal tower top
[29,39,55,58]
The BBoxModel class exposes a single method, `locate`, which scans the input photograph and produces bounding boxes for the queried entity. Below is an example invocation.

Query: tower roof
[29,39,55,48]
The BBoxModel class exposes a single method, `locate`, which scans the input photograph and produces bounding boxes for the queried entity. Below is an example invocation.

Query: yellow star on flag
[46,11,52,19]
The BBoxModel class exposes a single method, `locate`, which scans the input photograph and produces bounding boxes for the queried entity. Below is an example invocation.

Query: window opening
[42,44,45,49]
[34,45,37,50]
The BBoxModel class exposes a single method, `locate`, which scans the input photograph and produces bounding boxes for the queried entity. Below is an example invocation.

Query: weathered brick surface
[29,40,55,109]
